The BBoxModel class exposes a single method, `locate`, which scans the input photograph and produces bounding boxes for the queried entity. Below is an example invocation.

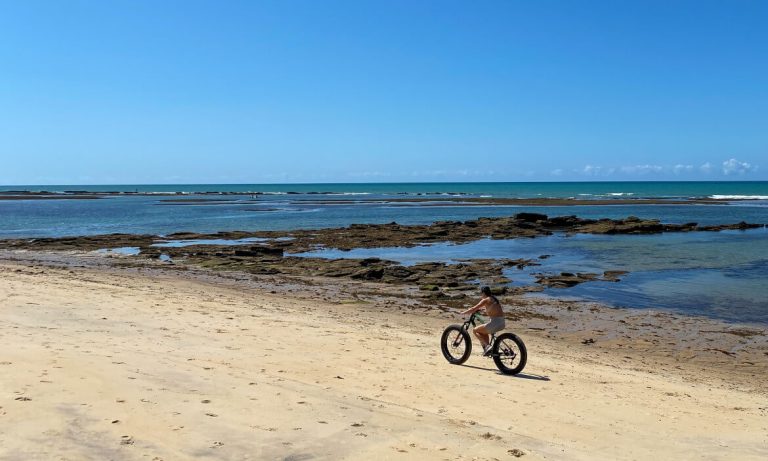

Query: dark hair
[480,286,499,303]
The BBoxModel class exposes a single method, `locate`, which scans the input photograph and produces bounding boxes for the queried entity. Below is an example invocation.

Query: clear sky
[1,0,766,184]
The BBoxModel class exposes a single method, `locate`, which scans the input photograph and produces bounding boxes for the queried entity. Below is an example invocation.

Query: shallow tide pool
[296,228,768,324]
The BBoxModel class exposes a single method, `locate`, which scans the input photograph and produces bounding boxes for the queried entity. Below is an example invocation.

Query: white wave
[710,195,768,200]
[607,192,634,196]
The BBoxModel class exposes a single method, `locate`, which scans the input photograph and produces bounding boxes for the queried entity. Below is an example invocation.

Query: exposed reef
[1,213,763,293]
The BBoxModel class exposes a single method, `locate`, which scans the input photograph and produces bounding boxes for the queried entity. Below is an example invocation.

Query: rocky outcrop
[535,270,628,288]
[1,214,763,295]
[3,214,762,254]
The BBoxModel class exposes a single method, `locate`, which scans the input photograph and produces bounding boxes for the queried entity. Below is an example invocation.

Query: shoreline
[3,248,767,391]
[1,251,766,459]
[2,214,766,327]
[1,214,763,302]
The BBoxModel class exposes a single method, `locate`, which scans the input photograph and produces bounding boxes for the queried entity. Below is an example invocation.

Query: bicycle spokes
[499,345,516,359]
[496,339,518,362]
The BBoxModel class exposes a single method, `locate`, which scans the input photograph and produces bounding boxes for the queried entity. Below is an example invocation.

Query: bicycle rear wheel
[441,325,472,364]
[492,333,527,375]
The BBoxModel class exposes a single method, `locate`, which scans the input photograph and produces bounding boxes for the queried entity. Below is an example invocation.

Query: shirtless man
[460,286,506,355]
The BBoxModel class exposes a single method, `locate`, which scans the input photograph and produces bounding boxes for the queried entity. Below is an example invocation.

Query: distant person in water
[461,286,506,355]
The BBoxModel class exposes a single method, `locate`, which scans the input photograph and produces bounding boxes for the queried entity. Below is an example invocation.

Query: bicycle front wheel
[492,333,527,375]
[440,325,472,364]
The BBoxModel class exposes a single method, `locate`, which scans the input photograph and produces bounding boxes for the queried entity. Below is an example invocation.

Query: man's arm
[460,298,488,316]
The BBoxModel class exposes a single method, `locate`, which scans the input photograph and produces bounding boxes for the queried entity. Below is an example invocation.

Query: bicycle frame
[462,311,480,330]
[457,312,497,349]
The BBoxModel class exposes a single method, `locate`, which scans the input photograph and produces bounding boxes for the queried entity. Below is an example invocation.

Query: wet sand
[1,251,766,460]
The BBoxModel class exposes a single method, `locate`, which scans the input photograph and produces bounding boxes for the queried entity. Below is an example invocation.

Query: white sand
[1,262,766,460]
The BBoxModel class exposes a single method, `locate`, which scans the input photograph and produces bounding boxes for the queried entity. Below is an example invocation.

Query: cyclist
[460,286,505,355]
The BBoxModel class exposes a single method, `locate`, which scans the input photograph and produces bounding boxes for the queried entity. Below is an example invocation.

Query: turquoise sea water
[1,181,767,238]
[1,182,767,324]
[5,181,768,199]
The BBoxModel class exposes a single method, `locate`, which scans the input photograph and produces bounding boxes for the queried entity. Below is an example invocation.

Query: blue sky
[1,0,766,184]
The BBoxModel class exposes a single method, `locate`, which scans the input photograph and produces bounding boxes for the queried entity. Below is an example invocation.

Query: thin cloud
[347,171,390,178]
[722,158,755,175]
[620,164,663,175]
[573,162,740,177]
[406,169,500,178]
[673,164,694,174]
[582,165,602,176]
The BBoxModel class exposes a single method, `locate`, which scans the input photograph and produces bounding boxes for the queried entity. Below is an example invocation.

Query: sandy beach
[1,254,766,460]
[4,0,768,458]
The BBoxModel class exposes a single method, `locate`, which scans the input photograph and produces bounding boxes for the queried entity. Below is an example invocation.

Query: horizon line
[2,179,768,188]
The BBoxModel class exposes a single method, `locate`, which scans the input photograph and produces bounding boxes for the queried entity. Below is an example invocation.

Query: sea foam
[710,195,768,200]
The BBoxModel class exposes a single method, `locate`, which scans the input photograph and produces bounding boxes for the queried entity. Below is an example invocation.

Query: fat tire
[492,333,527,375]
[441,325,472,365]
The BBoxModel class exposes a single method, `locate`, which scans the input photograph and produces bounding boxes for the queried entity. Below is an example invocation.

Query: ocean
[2,181,767,324]
[5,181,768,198]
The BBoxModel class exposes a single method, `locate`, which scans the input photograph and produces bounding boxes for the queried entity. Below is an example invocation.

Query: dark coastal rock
[535,270,631,288]
[697,222,762,231]
[576,218,665,235]
[535,272,600,288]
[3,213,761,262]
[514,221,538,230]
[359,257,384,266]
[542,215,582,228]
[234,247,284,258]
[2,214,763,297]
[350,267,385,280]
[0,233,156,251]
[382,266,415,282]
[515,212,548,222]
[602,270,628,282]
[662,223,698,232]
[488,286,508,295]
[248,266,281,275]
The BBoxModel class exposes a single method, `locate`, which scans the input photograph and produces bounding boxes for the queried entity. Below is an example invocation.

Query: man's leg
[473,325,490,348]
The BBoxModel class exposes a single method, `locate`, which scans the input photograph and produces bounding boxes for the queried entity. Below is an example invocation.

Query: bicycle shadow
[458,363,551,381]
